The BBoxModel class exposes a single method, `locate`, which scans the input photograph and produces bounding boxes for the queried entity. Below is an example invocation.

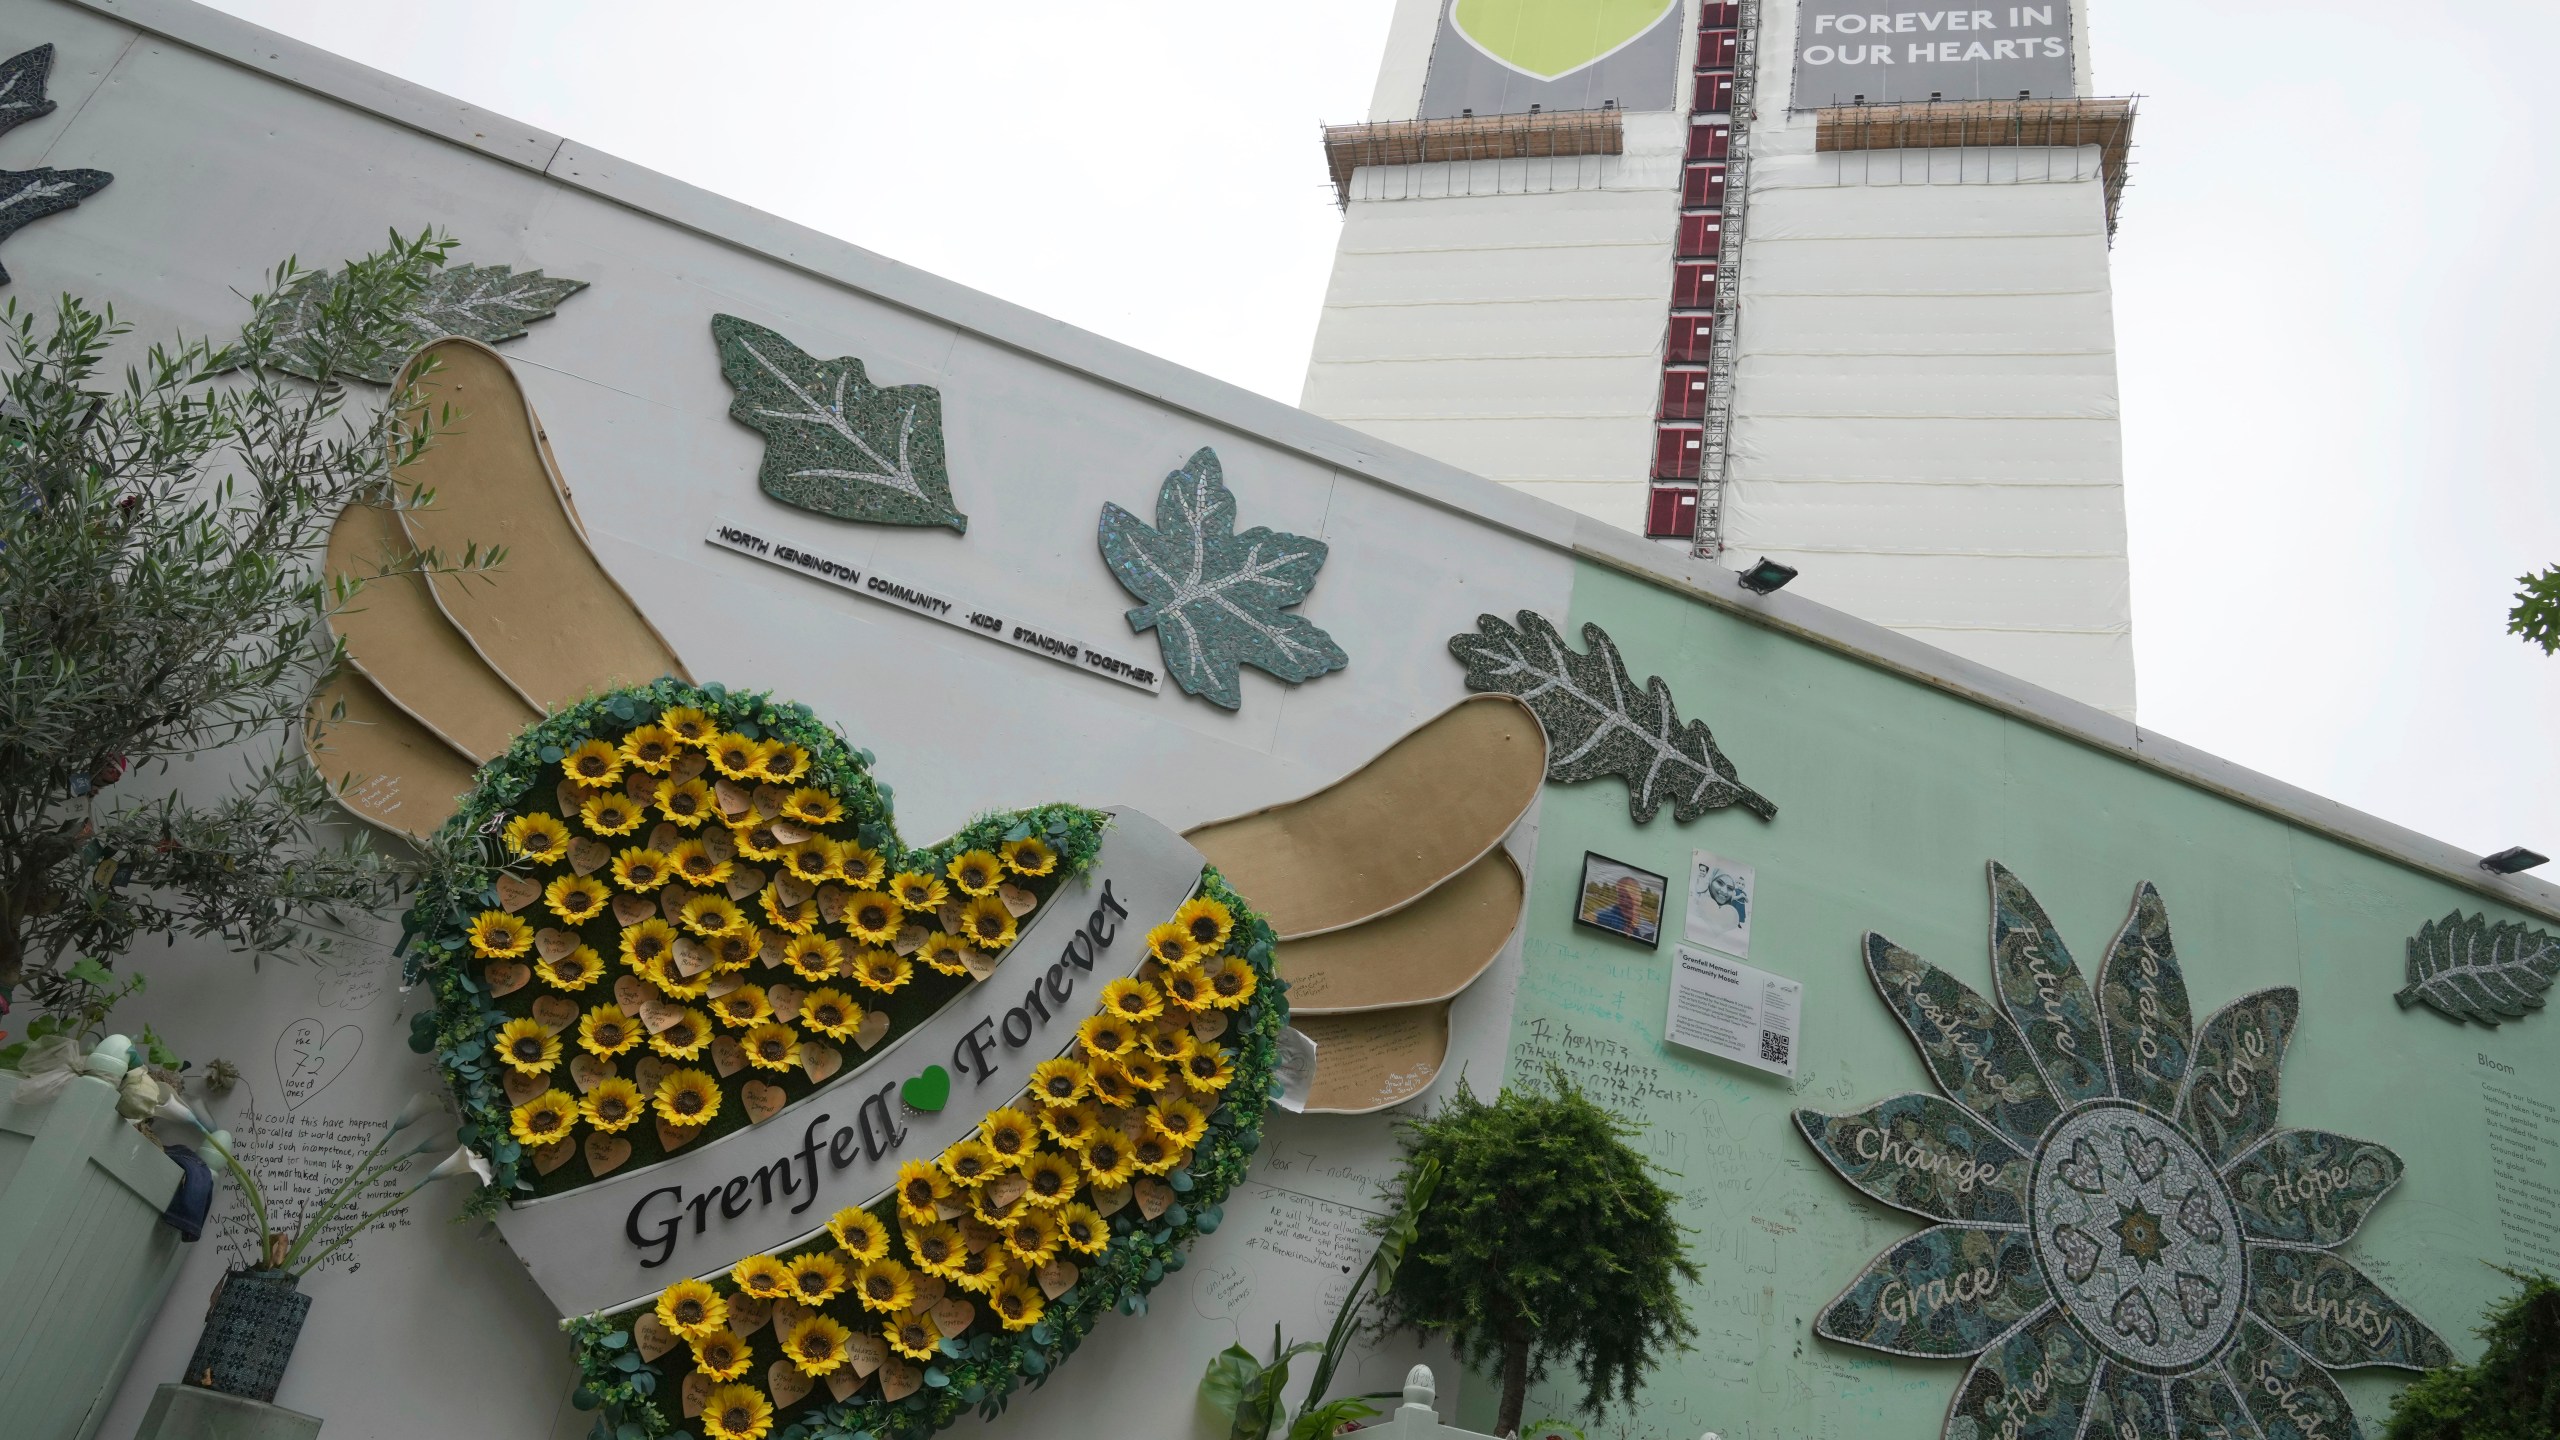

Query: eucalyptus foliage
[1377,1070,1699,1438]
[0,227,496,1036]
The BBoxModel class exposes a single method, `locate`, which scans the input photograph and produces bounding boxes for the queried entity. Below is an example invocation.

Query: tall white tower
[1303,0,2135,719]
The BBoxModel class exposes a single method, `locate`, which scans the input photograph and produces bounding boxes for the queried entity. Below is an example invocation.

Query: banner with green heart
[1449,0,1680,80]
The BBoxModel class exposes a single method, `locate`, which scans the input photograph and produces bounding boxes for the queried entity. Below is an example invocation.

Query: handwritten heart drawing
[274,1017,362,1113]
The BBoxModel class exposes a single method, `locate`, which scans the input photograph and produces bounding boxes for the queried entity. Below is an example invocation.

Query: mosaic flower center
[2029,1099,2245,1373]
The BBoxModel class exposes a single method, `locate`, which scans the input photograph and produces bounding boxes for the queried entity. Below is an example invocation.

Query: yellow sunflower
[980,1108,1038,1165]
[645,955,710,1001]
[1079,1133,1138,1187]
[743,1022,800,1072]
[799,987,861,1040]
[468,910,534,959]
[1160,961,1211,1013]
[544,874,610,925]
[759,742,811,784]
[949,1243,1010,1295]
[710,984,771,1029]
[649,1011,713,1061]
[1141,1024,1195,1063]
[1041,1104,1101,1150]
[917,932,973,978]
[1056,1202,1108,1256]
[704,732,760,780]
[841,891,900,944]
[889,870,947,912]
[780,1313,850,1376]
[580,792,644,837]
[779,836,839,884]
[846,1256,914,1314]
[1183,1045,1235,1092]
[787,1250,848,1304]
[1150,1095,1209,1146]
[1000,836,1057,877]
[885,1310,942,1362]
[1118,1052,1170,1094]
[941,1139,1001,1189]
[652,1068,721,1126]
[849,947,911,994]
[1004,1211,1061,1265]
[689,1328,752,1382]
[780,934,845,982]
[959,896,1018,952]
[509,1089,578,1146]
[578,1007,642,1059]
[835,843,887,889]
[1028,1057,1089,1108]
[655,777,716,829]
[620,725,679,775]
[496,1017,562,1074]
[825,1204,889,1262]
[730,819,784,862]
[1129,1129,1181,1175]
[561,738,622,787]
[1173,895,1235,952]
[710,927,762,972]
[905,1221,963,1277]
[781,787,842,825]
[759,888,818,935]
[655,1277,726,1339]
[531,945,598,992]
[1077,1013,1138,1059]
[1018,1151,1080,1208]
[503,812,572,863]
[1144,921,1201,967]
[658,706,716,747]
[991,1278,1046,1331]
[1099,977,1163,1024]
[945,849,1002,896]
[678,893,745,938]
[1203,954,1259,1010]
[620,918,677,971]
[611,847,672,892]
[972,1182,1024,1228]
[581,1078,644,1133]
[699,1383,771,1440]
[1085,1060,1140,1109]
[896,1162,954,1225]
[732,1253,794,1299]
[666,837,730,887]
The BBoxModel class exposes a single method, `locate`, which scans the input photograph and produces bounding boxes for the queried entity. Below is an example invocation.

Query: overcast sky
[200,0,2560,861]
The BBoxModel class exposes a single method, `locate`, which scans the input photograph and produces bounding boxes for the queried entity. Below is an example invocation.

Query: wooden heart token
[615,974,651,1016]
[483,960,530,997]
[761,931,790,967]
[568,837,610,875]
[534,927,579,963]
[986,1173,1028,1210]
[640,998,687,1034]
[702,828,737,862]
[855,1009,891,1050]
[933,1196,969,1223]
[767,1360,814,1410]
[825,1369,864,1402]
[962,948,999,981]
[909,1275,947,1312]
[725,866,767,902]
[503,1070,548,1107]
[668,938,709,977]
[727,1291,774,1336]
[816,884,849,924]
[937,903,964,935]
[711,1034,747,1077]
[775,873,815,908]
[878,1359,922,1403]
[752,784,788,820]
[887,924,923,957]
[773,1299,812,1336]
[669,751,707,784]
[1134,1177,1174,1220]
[741,1081,787,1124]
[494,874,542,913]
[1091,1183,1132,1217]
[532,1137,577,1175]
[767,983,804,1023]
[632,1311,679,1361]
[648,821,684,853]
[611,894,656,927]
[530,994,579,1034]
[661,889,690,925]
[801,1039,842,1084]
[961,1218,1001,1253]
[569,1053,615,1093]
[771,820,812,846]
[635,1056,672,1094]
[556,779,597,814]
[656,1119,703,1151]
[1038,1259,1079,1299]
[998,883,1037,918]
[931,1296,976,1336]
[714,779,751,818]
[704,972,745,1001]
[844,1330,887,1378]
[584,1133,632,1176]
[1190,1010,1229,1042]
[680,1370,712,1418]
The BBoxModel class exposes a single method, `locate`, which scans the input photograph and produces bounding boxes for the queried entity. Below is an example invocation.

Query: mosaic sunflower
[780,934,844,983]
[732,1253,794,1299]
[836,843,887,889]
[579,791,644,837]
[536,945,602,991]
[829,1205,891,1262]
[657,705,714,747]
[781,787,843,826]
[649,1009,712,1060]
[561,738,622,787]
[707,732,762,780]
[886,1310,942,1362]
[1028,1057,1089,1108]
[992,1279,1045,1331]
[895,1162,953,1224]
[1056,1202,1107,1256]
[1019,1150,1080,1207]
[842,891,901,945]
[742,1021,800,1072]
[788,1250,849,1305]
[906,1222,963,1277]
[1099,976,1164,1024]
[544,874,610,925]
[850,947,911,993]
[1799,863,2452,1440]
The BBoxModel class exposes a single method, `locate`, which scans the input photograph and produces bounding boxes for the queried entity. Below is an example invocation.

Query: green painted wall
[1457,562,2560,1439]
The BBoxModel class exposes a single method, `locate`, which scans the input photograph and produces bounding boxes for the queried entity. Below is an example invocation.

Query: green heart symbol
[1451,0,1677,80]
[901,1064,951,1113]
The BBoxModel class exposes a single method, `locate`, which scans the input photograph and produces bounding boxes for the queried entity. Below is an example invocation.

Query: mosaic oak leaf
[226,262,589,383]
[1098,446,1346,709]
[0,164,109,286]
[1448,609,1772,823]
[2396,909,2560,1026]
[0,44,61,142]
[711,314,966,533]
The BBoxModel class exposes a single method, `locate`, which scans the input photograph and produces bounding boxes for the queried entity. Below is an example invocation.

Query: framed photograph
[1683,849,1757,958]
[1575,852,1669,947]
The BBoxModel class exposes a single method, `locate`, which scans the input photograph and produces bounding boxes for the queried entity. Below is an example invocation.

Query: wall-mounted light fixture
[1737,557,1798,595]
[2480,846,2549,875]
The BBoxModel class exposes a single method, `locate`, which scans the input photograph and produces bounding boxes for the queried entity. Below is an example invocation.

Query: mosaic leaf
[1943,1307,2099,1440]
[1794,1093,2030,1226]
[1987,862,2111,1106]
[2229,1315,2359,1440]
[0,44,58,142]
[2178,988,2297,1168]
[1812,1225,2048,1358]
[2085,1363,2172,1438]
[2167,1365,2255,1438]
[2225,1129,2403,1248]
[1098,447,1345,709]
[233,262,589,383]
[2094,880,2194,1116]
[2247,1249,2453,1372]
[0,164,109,287]
[1448,609,1773,824]
[1864,933,2060,1149]
[712,313,966,532]
[2396,909,2560,1026]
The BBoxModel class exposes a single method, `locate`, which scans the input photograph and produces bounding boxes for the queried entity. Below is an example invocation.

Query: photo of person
[1575,854,1669,946]
[1683,850,1757,957]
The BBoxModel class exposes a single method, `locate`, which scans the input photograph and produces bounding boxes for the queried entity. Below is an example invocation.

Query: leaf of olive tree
[2396,910,2560,1026]
[1098,447,1347,710]
[711,313,966,533]
[0,165,111,286]
[1449,609,1774,823]
[0,44,60,142]
[239,262,589,382]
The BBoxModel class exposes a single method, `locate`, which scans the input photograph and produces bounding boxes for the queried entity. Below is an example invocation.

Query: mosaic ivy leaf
[1097,446,1346,710]
[1793,1093,2031,1227]
[1448,609,1773,824]
[1946,1306,2100,1440]
[1988,862,2111,1107]
[2178,987,2297,1167]
[2225,1129,2403,1248]
[231,262,589,383]
[0,164,109,287]
[2094,880,2194,1115]
[0,44,59,142]
[2230,1315,2359,1440]
[2396,909,2560,1026]
[1811,1225,2048,1357]
[1864,932,2060,1150]
[711,313,966,533]
[2247,1248,2455,1372]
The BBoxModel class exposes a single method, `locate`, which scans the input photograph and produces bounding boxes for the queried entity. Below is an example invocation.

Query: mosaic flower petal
[2225,1130,2405,1248]
[1795,1094,2032,1227]
[1986,864,2111,1106]
[1941,1306,2099,1440]
[2093,880,2195,1114]
[2229,1315,2359,1440]
[2167,1364,2258,1438]
[2177,988,2298,1167]
[2083,1362,2175,1438]
[2246,1248,2454,1372]
[1864,933,2061,1149]
[1813,1224,2048,1358]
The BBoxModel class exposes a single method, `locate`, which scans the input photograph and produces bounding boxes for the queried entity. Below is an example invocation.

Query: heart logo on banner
[1449,0,1676,80]
[274,1017,362,1112]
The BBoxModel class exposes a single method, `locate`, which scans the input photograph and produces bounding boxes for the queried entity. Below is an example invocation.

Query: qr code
[1758,1030,1791,1066]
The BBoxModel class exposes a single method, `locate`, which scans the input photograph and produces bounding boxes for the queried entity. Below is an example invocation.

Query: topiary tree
[2383,1268,2560,1440]
[1376,1068,1698,1437]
